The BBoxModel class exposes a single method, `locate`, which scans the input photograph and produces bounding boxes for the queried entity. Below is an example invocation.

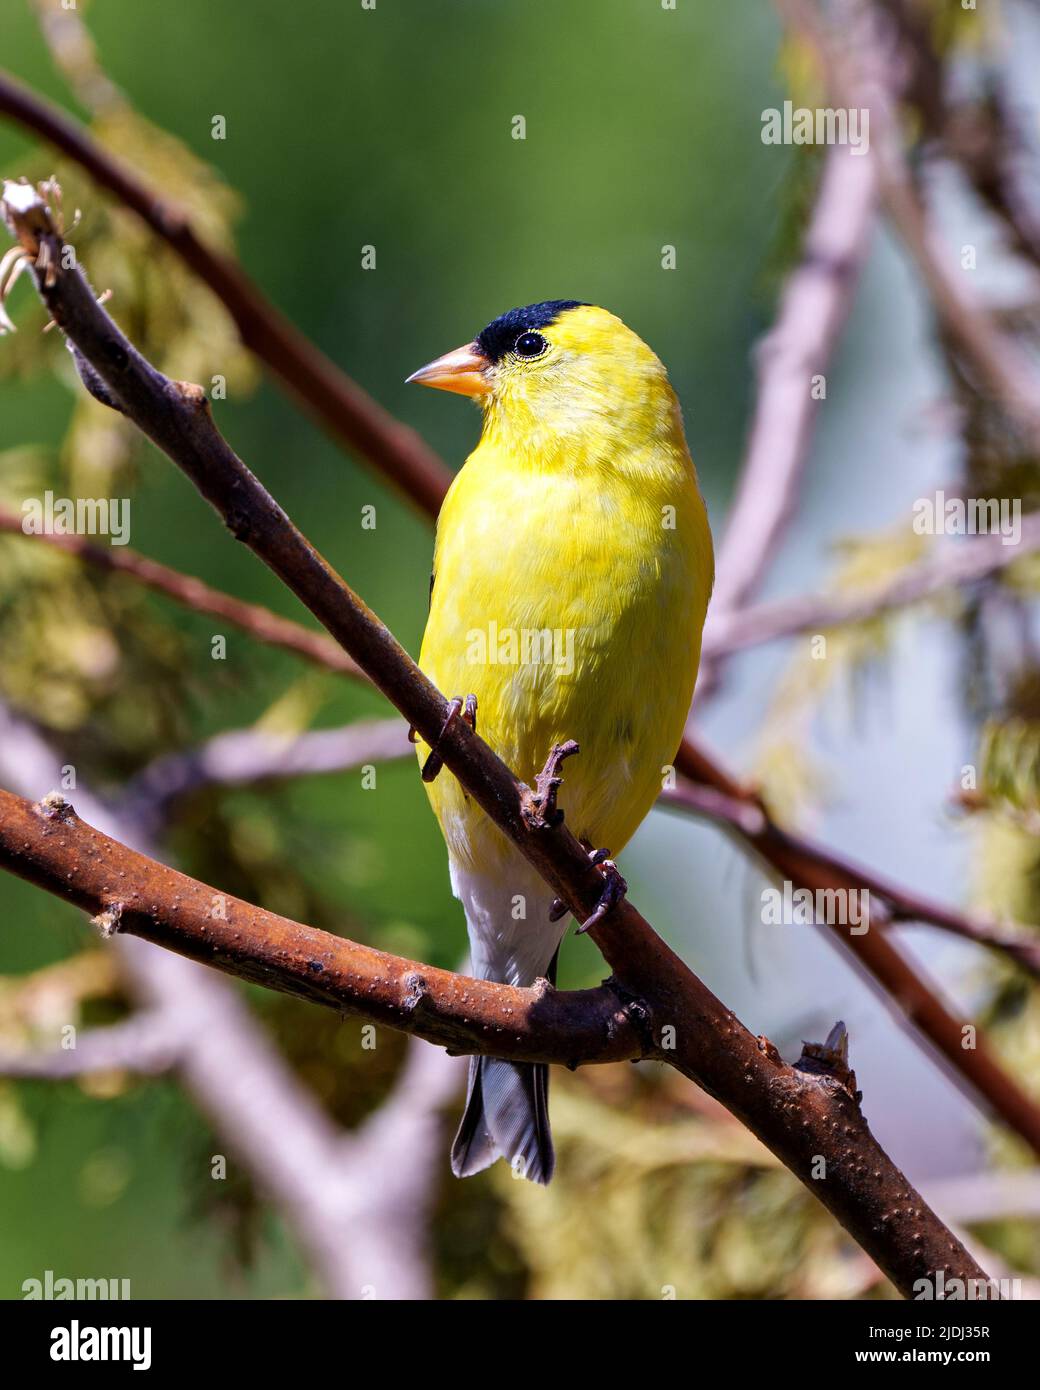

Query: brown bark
[0,785,988,1298]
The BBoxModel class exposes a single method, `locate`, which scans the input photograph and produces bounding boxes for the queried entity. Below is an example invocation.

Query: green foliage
[488,1072,889,1300]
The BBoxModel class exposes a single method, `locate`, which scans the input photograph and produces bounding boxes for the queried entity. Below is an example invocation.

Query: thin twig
[0,69,450,515]
[776,0,1040,449]
[121,715,410,836]
[0,505,369,684]
[660,780,1040,978]
[701,140,878,694]
[0,1010,181,1078]
[673,731,1040,1156]
[701,510,1040,660]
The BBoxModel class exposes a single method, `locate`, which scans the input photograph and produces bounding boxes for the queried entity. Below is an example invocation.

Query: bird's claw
[576,847,627,936]
[419,693,477,783]
[520,739,580,830]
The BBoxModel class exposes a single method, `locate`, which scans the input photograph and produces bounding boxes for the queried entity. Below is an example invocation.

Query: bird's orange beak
[405,341,491,398]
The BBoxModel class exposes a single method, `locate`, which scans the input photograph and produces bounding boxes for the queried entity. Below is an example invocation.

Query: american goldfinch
[408,301,713,1183]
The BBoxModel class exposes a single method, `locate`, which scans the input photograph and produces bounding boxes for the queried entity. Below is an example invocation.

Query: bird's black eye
[513,331,547,358]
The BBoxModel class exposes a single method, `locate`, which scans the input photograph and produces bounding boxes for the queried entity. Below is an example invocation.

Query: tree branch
[1,72,1034,1152]
[0,180,992,1298]
[776,0,1040,450]
[0,1010,181,1078]
[0,701,457,1299]
[120,715,410,836]
[673,733,1040,1159]
[700,139,877,694]
[0,783,990,1296]
[661,779,1040,978]
[0,504,368,684]
[0,68,449,516]
[0,786,643,1067]
[702,510,1040,659]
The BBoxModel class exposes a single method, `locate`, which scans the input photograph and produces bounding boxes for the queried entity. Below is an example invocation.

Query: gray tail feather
[451,1056,554,1184]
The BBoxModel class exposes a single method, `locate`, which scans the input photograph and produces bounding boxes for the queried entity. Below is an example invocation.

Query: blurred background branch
[0,701,461,1298]
[698,139,878,698]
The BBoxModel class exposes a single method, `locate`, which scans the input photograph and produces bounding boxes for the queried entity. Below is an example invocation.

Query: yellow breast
[418,415,713,874]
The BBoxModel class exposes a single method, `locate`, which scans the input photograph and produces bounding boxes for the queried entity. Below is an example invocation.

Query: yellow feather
[417,305,713,877]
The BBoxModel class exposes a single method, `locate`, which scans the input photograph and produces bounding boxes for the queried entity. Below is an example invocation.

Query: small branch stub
[91,903,125,940]
[521,739,579,830]
[796,1020,859,1100]
[34,790,74,823]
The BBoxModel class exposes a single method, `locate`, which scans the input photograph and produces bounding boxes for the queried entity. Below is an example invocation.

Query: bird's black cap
[476,300,587,363]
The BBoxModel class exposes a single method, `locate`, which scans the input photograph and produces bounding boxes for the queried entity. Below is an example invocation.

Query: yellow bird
[408,301,713,1183]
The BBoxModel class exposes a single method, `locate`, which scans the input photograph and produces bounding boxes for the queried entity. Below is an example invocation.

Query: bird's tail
[446,856,562,1184]
[451,1055,554,1185]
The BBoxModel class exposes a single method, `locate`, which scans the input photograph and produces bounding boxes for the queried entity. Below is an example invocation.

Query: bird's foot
[520,739,580,831]
[417,693,477,783]
[575,846,628,936]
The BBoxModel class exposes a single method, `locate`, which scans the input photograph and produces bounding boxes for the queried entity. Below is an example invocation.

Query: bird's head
[407,301,682,462]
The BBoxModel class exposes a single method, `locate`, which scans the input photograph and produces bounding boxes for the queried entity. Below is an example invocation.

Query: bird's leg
[418,693,477,783]
[575,845,628,936]
[520,739,580,831]
[548,837,627,930]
